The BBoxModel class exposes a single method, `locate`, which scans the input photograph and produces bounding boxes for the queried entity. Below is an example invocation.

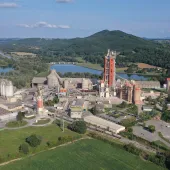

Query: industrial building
[0,107,17,121]
[84,115,125,134]
[0,79,14,97]
[32,70,94,92]
[69,99,88,119]
[99,80,110,98]
[0,102,23,112]
[136,81,160,89]
[104,49,117,87]
[167,78,170,95]
[69,99,85,119]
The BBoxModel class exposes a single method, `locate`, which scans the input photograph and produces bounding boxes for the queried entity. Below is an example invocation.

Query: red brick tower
[104,49,117,87]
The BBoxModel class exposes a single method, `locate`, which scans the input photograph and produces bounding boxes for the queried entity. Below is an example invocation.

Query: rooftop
[3,102,22,109]
[0,107,10,116]
[84,115,125,133]
[32,77,47,84]
[71,99,84,107]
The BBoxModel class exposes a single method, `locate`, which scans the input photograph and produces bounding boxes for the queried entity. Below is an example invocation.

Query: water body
[51,64,148,81]
[51,64,102,75]
[0,67,13,73]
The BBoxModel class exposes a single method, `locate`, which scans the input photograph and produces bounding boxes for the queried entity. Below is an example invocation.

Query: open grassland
[0,139,164,170]
[116,67,127,73]
[137,63,160,69]
[0,125,80,162]
[11,52,36,56]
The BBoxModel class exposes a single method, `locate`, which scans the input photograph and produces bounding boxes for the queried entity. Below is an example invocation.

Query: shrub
[68,121,87,134]
[46,141,56,147]
[148,125,155,133]
[26,134,42,147]
[19,143,29,154]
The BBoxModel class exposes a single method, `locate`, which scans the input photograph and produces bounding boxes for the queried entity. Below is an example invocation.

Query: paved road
[0,51,12,59]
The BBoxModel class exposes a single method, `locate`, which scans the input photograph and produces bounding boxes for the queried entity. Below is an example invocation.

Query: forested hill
[0,30,159,53]
[1,30,170,68]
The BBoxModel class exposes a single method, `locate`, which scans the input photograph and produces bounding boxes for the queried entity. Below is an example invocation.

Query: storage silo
[5,81,14,97]
[134,87,141,104]
[47,70,60,89]
[1,80,6,97]
[64,79,69,89]
[37,96,44,112]
[82,78,89,90]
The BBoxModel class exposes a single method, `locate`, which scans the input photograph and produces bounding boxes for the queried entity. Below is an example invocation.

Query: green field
[33,118,50,125]
[6,121,28,128]
[0,125,80,162]
[0,139,164,170]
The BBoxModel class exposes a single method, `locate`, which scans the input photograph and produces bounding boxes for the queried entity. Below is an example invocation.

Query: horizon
[0,29,170,40]
[0,0,170,38]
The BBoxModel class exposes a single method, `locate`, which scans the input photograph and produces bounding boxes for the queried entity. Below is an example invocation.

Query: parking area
[145,120,170,139]
[133,119,170,144]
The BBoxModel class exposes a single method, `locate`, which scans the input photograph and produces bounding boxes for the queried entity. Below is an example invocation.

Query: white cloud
[18,22,70,29]
[56,0,72,3]
[0,2,18,8]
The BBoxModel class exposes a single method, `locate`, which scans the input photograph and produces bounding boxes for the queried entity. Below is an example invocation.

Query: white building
[0,107,17,121]
[84,115,125,134]
[99,80,110,98]
[0,79,14,97]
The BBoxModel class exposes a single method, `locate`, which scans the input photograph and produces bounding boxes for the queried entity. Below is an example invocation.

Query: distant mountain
[0,30,160,53]
[1,30,170,68]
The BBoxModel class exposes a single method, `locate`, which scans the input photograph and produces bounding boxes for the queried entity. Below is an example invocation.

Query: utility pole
[62,117,64,132]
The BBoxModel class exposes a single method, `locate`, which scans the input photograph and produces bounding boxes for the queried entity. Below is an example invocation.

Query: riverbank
[76,62,103,71]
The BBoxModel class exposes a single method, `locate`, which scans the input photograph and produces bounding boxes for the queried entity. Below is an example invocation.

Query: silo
[64,79,69,89]
[37,96,43,112]
[134,87,141,104]
[6,81,14,97]
[82,78,89,90]
[47,70,60,89]
[0,80,1,96]
[1,81,6,97]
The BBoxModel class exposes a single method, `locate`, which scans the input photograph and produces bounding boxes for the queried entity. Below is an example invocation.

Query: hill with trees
[1,30,170,68]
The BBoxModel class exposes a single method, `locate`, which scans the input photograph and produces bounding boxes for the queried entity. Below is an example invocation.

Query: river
[50,64,148,81]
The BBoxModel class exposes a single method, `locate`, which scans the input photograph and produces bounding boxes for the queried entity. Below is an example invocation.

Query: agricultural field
[11,52,36,57]
[0,139,164,170]
[0,125,80,162]
[137,63,160,69]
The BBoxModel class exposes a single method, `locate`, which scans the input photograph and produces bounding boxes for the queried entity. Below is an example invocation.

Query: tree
[16,112,25,122]
[68,121,87,134]
[148,125,155,133]
[19,143,29,154]
[26,134,42,147]
[161,110,170,122]
[165,152,170,169]
[90,106,97,115]
[118,101,127,108]
[53,96,59,104]
[127,127,133,133]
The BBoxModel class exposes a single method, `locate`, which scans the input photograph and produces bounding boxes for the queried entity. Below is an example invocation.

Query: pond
[0,67,13,73]
[50,64,149,81]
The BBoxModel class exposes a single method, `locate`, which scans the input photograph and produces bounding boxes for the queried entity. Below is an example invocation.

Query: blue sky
[0,0,170,38]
